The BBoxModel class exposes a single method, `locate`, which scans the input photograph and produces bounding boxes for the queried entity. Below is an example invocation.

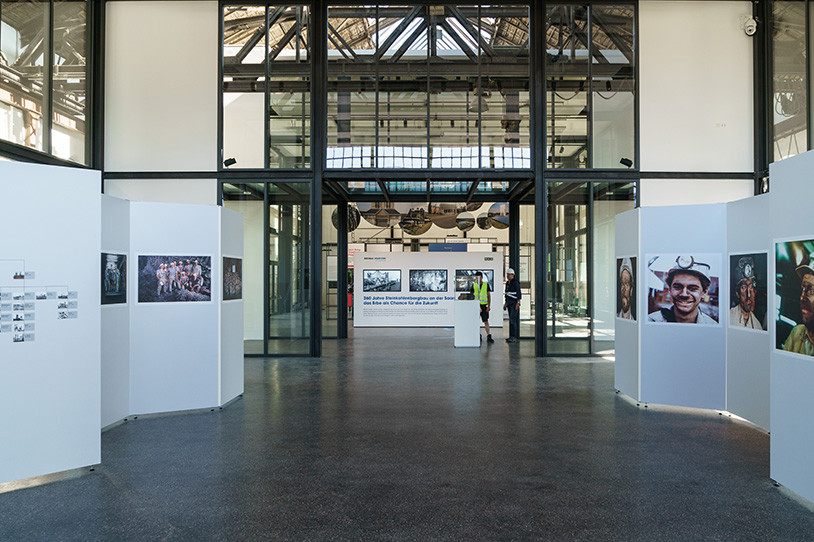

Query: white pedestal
[454,299,482,348]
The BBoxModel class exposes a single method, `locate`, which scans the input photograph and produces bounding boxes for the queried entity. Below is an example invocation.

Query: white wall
[640,180,754,207]
[0,162,101,484]
[101,195,131,428]
[105,1,218,171]
[129,202,221,414]
[769,151,814,504]
[726,194,770,430]
[614,209,640,399]
[639,1,753,172]
[224,200,264,340]
[594,199,635,342]
[220,208,244,405]
[104,180,218,206]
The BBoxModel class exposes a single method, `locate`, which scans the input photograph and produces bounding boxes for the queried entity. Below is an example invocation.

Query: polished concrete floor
[2,328,814,540]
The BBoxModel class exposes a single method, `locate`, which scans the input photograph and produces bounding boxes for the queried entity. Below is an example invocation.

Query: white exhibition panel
[354,252,503,328]
[769,152,814,503]
[101,195,131,428]
[454,300,481,347]
[220,207,245,405]
[0,162,101,484]
[129,202,221,415]
[639,204,727,410]
[614,208,640,399]
[725,194,770,430]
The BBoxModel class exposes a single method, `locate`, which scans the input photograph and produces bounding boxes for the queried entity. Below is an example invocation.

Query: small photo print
[616,257,636,321]
[13,332,24,343]
[409,269,448,292]
[223,257,243,301]
[35,292,47,301]
[363,269,402,292]
[13,271,24,280]
[102,253,127,305]
[646,254,720,324]
[729,253,767,331]
[455,269,494,292]
[138,256,212,303]
[776,240,814,356]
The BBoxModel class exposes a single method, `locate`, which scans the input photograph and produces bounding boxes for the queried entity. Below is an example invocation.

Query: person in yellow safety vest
[473,271,494,343]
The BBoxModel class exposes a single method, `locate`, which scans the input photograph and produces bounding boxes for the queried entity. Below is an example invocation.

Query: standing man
[474,271,494,343]
[731,256,762,329]
[782,258,814,355]
[648,256,717,324]
[504,268,521,342]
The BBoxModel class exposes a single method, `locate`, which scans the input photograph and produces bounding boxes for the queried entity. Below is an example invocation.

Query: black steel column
[532,0,546,357]
[754,0,771,193]
[88,0,105,174]
[43,1,53,156]
[337,201,349,339]
[310,0,327,357]
[508,201,520,339]
[263,184,270,356]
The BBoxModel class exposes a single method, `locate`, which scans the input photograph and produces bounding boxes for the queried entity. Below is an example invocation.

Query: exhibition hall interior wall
[769,152,814,505]
[354,251,504,328]
[0,161,102,485]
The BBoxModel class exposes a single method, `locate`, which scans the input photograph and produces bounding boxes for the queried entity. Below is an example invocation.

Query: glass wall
[0,0,88,163]
[545,4,635,169]
[772,0,808,161]
[519,203,536,338]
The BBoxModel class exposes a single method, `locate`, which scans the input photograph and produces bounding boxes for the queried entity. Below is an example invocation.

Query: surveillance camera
[742,16,757,36]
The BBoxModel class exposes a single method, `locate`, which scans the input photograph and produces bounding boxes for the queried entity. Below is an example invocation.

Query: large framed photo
[101,253,127,305]
[455,269,494,292]
[409,269,448,292]
[223,257,243,301]
[616,257,636,321]
[646,253,720,325]
[362,269,401,292]
[729,253,766,331]
[776,240,814,356]
[138,255,211,303]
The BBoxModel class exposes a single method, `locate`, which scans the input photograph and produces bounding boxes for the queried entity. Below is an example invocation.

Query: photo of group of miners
[138,255,212,303]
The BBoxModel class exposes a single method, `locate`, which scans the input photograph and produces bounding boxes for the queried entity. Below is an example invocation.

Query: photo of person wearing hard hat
[617,257,636,321]
[729,254,766,330]
[776,241,814,356]
[647,254,720,324]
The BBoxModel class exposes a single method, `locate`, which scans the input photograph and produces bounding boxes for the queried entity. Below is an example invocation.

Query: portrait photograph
[138,255,212,303]
[729,253,766,331]
[223,257,243,301]
[455,269,494,292]
[101,253,127,305]
[776,240,814,356]
[646,253,720,325]
[409,269,448,292]
[362,270,401,292]
[616,257,636,321]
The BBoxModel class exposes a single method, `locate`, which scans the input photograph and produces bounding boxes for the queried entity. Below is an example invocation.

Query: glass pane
[480,5,530,169]
[591,5,635,169]
[591,181,635,355]
[0,0,48,152]
[773,1,808,161]
[269,187,310,355]
[223,5,267,169]
[322,204,338,338]
[547,77,588,168]
[519,203,535,338]
[327,6,376,167]
[268,5,311,168]
[223,183,265,355]
[547,181,590,354]
[52,0,86,164]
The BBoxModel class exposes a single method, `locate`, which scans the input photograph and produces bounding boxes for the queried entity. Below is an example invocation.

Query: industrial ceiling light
[619,157,633,168]
[223,157,237,168]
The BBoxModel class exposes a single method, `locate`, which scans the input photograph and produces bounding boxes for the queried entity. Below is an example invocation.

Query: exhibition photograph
[3,1,814,540]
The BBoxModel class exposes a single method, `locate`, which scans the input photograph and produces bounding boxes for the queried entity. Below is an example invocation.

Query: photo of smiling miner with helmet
[647,254,721,324]
[776,240,814,356]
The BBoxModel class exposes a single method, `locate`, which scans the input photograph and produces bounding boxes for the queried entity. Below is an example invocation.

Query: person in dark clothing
[504,268,522,342]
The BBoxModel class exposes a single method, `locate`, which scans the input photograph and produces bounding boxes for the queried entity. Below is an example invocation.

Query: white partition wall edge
[101,195,131,428]
[769,152,814,503]
[725,194,770,430]
[614,209,640,399]
[0,162,102,484]
[220,208,244,405]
